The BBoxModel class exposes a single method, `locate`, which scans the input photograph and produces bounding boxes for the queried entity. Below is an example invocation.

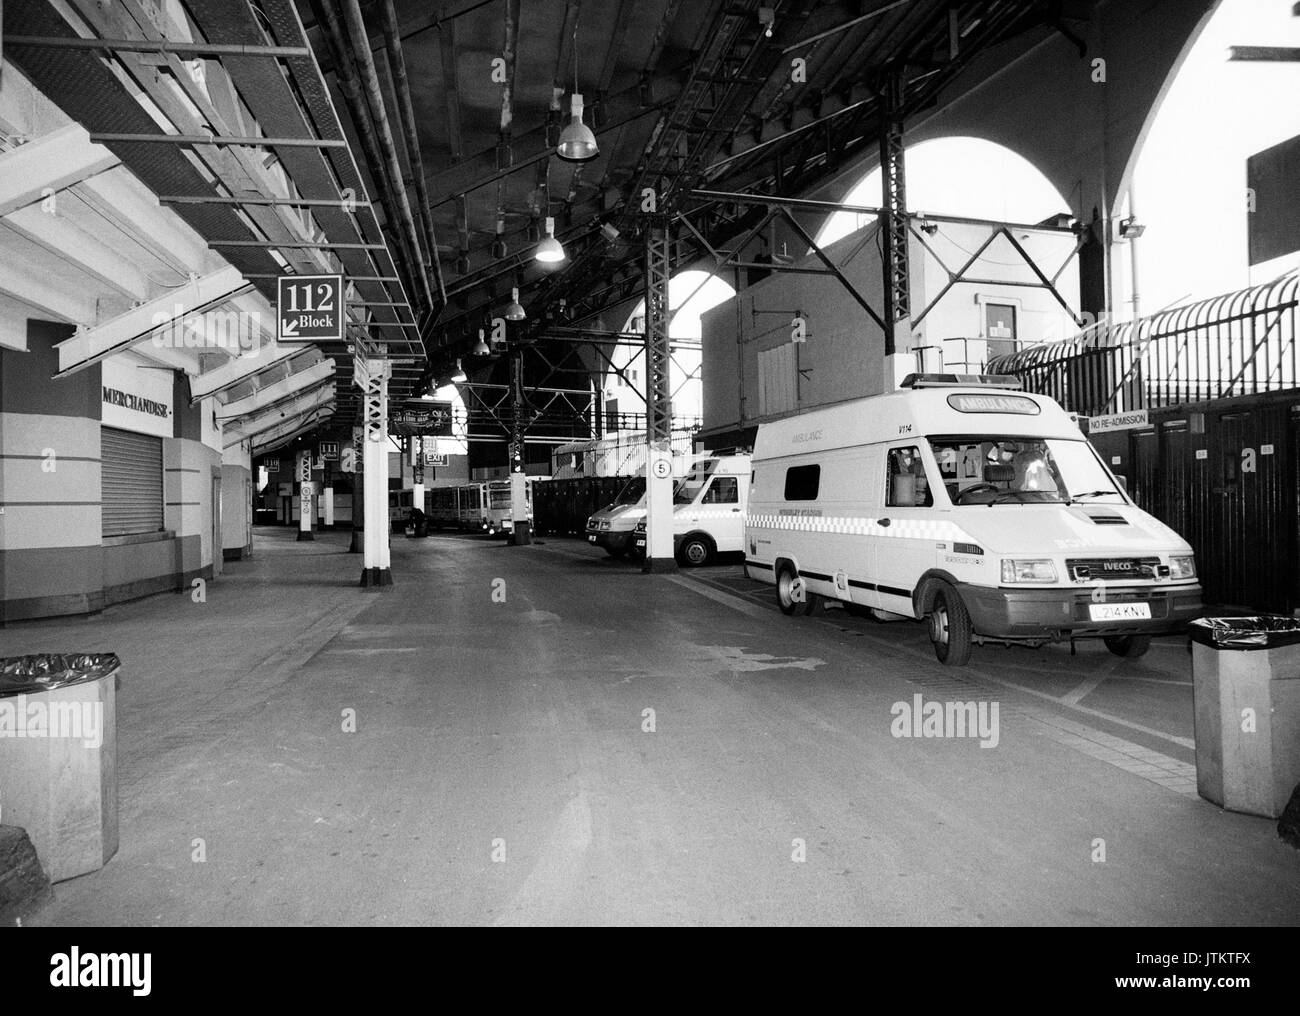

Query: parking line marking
[1061,663,1119,706]
[664,574,775,623]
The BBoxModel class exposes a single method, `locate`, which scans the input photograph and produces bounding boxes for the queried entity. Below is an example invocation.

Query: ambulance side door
[693,474,744,551]
[872,442,941,618]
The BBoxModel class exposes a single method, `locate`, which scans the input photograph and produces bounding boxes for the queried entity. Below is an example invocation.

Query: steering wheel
[955,481,1000,505]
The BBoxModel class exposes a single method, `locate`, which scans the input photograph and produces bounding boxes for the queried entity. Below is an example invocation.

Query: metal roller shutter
[101,427,163,538]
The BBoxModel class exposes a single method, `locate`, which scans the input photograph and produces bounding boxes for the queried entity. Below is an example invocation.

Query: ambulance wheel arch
[775,559,823,616]
[912,570,962,620]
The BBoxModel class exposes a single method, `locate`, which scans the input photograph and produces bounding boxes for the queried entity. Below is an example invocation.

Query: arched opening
[425,383,469,458]
[602,270,735,433]
[1127,0,1300,315]
[815,137,1070,248]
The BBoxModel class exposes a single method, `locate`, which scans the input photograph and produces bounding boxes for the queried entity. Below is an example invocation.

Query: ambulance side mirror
[1115,474,1128,493]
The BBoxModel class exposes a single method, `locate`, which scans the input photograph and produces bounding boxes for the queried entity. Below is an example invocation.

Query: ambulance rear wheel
[776,566,820,616]
[1103,634,1151,659]
[929,586,973,666]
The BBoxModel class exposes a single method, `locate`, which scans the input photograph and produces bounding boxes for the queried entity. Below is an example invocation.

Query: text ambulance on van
[745,375,1204,666]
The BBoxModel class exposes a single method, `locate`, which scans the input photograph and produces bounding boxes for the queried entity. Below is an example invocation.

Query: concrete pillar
[323,485,334,528]
[510,469,530,545]
[297,481,314,540]
[296,450,314,542]
[642,443,676,573]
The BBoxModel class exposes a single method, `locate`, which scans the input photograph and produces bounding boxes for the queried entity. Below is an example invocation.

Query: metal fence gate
[1084,392,1297,613]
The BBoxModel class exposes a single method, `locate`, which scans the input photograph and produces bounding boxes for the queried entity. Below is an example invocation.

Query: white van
[585,474,648,558]
[632,454,752,566]
[745,375,1203,665]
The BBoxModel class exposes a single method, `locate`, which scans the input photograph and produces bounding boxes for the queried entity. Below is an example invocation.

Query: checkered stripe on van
[747,514,976,543]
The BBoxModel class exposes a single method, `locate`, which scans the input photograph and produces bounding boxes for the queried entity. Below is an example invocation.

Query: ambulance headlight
[1168,555,1196,580]
[1001,559,1058,584]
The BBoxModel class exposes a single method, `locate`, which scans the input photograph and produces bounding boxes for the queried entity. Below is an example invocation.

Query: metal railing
[988,270,1300,415]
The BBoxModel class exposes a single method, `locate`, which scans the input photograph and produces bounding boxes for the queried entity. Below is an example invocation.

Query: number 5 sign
[277,274,343,342]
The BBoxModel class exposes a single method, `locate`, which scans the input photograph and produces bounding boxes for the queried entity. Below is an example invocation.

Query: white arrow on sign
[281,318,300,338]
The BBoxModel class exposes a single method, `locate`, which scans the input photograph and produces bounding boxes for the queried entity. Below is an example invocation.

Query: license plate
[635,538,645,548]
[587,535,596,543]
[1089,602,1151,622]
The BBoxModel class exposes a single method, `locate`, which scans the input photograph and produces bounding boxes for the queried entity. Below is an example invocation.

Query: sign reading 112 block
[277,274,343,342]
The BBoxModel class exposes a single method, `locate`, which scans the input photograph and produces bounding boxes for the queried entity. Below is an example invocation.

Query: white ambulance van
[585,473,648,558]
[745,375,1203,665]
[632,454,752,566]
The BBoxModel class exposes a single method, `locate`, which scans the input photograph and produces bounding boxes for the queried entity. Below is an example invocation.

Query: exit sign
[277,274,343,342]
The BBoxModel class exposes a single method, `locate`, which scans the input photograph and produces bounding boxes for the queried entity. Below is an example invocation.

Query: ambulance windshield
[928,436,1124,506]
[673,459,717,505]
[613,477,646,506]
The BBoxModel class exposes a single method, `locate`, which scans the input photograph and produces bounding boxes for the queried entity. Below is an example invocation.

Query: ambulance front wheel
[678,535,714,567]
[929,586,974,666]
[776,565,822,617]
[1103,634,1151,659]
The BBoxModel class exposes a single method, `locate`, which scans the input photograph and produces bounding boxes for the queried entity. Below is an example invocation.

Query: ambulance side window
[784,464,820,500]
[886,446,933,507]
[702,476,738,504]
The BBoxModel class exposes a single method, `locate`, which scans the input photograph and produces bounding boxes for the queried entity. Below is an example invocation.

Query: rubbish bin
[0,654,119,882]
[1190,617,1300,818]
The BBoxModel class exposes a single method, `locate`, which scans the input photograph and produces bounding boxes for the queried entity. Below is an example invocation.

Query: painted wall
[221,439,253,560]
[0,319,102,621]
[0,319,221,622]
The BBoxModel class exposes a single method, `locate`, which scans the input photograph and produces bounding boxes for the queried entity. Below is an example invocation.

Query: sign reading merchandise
[101,358,173,439]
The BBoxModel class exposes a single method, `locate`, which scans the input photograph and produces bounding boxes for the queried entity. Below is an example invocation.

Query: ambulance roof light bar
[900,373,1025,390]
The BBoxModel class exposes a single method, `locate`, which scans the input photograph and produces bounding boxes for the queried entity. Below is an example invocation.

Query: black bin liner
[0,654,121,696]
[1189,616,1300,652]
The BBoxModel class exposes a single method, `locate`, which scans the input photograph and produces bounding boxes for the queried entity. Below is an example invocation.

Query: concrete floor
[2,526,1297,926]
